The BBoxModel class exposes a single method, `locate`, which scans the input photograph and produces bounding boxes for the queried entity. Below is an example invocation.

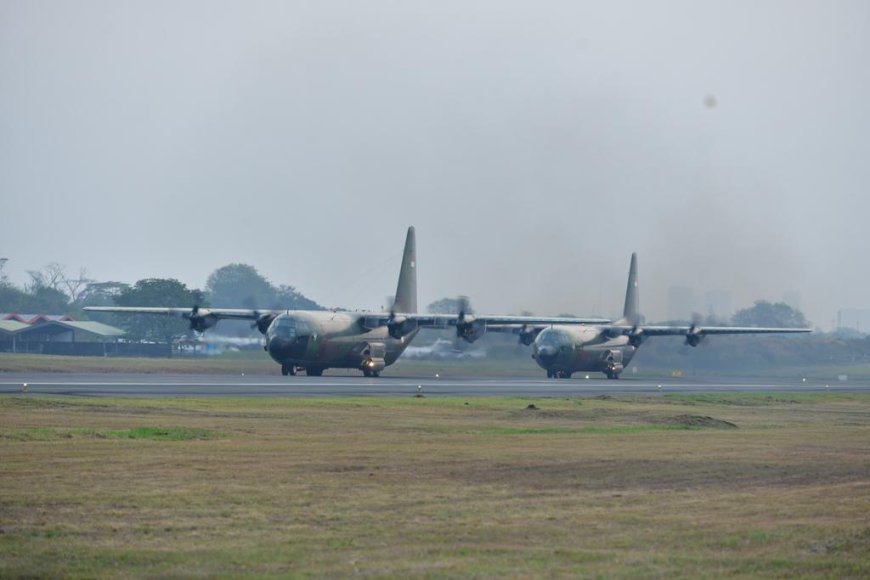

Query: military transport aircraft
[85,227,608,376]
[483,253,812,379]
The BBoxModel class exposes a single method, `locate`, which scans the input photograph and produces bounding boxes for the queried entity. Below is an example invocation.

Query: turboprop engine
[518,325,538,346]
[456,316,485,343]
[185,306,219,333]
[387,315,417,339]
[685,325,704,347]
[452,296,484,343]
[254,313,278,335]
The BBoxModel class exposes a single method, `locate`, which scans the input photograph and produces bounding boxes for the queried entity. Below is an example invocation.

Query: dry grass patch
[0,393,868,577]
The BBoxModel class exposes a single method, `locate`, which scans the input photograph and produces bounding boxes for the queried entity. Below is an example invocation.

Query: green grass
[0,393,868,577]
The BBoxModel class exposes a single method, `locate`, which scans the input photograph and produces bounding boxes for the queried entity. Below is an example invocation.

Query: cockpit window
[269,316,297,339]
[296,320,311,335]
[538,328,571,347]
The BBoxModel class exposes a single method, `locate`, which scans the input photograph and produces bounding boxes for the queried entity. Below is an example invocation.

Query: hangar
[0,314,126,355]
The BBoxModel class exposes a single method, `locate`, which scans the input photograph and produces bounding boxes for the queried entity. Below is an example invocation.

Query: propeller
[186,304,216,333]
[385,296,415,339]
[627,325,644,347]
[249,310,278,335]
[518,324,537,346]
[452,295,485,346]
[684,313,704,348]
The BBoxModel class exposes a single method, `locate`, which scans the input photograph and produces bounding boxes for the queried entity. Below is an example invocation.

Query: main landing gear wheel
[305,367,324,377]
[605,371,620,380]
[547,370,572,379]
[363,369,381,378]
[281,363,296,376]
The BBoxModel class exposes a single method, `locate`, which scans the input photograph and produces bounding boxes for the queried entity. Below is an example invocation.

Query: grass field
[1,393,868,577]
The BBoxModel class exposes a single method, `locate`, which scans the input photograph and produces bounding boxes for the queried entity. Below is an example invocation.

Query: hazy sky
[2,1,868,327]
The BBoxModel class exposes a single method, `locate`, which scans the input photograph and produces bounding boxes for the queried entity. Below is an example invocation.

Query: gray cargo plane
[86,227,608,376]
[488,253,811,379]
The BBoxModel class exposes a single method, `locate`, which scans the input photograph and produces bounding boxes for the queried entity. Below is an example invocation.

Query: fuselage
[531,325,637,378]
[265,311,419,372]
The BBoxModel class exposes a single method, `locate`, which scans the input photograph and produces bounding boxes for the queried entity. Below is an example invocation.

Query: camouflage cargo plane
[86,227,608,377]
[482,253,812,379]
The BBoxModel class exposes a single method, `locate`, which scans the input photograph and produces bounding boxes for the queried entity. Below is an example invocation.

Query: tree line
[0,262,322,343]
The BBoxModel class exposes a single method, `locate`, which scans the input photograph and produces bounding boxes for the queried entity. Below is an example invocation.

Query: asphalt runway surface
[0,372,866,398]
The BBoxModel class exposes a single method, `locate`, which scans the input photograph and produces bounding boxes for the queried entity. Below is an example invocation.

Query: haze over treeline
[2,1,868,328]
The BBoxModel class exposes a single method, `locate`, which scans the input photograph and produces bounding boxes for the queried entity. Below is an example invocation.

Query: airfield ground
[1,391,868,577]
[3,351,870,382]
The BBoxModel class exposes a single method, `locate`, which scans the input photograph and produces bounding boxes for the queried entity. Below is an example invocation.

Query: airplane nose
[268,337,289,357]
[535,344,558,367]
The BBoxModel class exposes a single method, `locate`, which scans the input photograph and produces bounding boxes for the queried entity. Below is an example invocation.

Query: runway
[0,372,866,397]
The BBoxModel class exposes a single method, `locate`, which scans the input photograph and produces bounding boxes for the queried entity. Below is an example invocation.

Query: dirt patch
[660,415,738,429]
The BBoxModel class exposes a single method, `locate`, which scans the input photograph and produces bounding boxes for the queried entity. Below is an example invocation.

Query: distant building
[0,313,127,355]
[0,313,75,324]
[837,308,870,334]
[667,286,696,322]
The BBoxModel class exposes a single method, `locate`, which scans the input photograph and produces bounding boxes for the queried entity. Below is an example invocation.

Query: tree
[78,281,131,307]
[22,262,93,307]
[115,279,200,344]
[206,264,279,309]
[0,281,29,312]
[0,277,70,314]
[274,284,322,310]
[206,263,323,310]
[27,286,71,313]
[732,300,809,328]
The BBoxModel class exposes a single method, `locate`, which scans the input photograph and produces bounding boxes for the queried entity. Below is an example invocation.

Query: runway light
[657,385,662,390]
[22,383,28,393]
[435,374,439,378]
[802,377,806,382]
[585,375,590,379]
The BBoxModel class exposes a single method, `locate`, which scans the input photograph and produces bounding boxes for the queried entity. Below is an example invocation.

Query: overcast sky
[1,0,867,327]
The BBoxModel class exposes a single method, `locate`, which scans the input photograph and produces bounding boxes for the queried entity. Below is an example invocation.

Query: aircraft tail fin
[622,252,640,324]
[393,226,417,313]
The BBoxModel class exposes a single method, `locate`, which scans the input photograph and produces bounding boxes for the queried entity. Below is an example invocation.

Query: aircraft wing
[83,306,282,332]
[83,306,274,320]
[406,314,611,328]
[607,325,813,336]
[371,313,609,343]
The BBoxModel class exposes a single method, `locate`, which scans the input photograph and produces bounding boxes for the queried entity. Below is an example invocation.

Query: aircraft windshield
[268,316,312,340]
[537,328,571,348]
[269,316,297,339]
